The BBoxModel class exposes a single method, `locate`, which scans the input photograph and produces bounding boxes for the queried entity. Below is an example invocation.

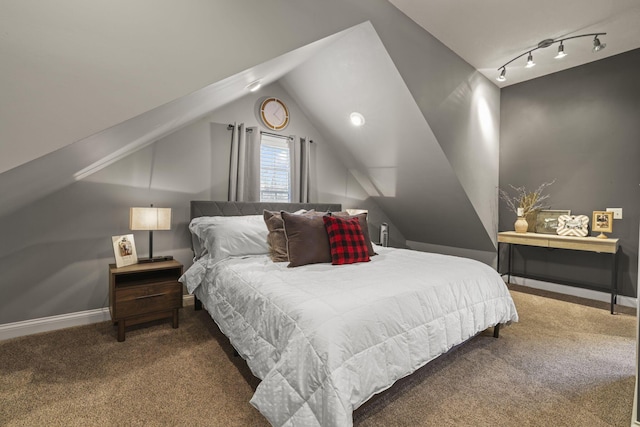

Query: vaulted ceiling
[2,0,633,256]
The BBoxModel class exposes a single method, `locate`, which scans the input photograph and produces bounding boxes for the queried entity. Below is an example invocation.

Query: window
[260,134,291,202]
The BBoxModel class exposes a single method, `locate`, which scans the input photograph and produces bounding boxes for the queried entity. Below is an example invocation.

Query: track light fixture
[555,42,567,59]
[497,68,506,82]
[525,52,535,68]
[592,35,606,52]
[496,32,606,82]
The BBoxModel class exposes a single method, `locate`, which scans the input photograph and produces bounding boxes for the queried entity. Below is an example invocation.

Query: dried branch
[499,180,555,216]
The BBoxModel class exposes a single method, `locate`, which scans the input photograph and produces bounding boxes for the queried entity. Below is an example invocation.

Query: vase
[514,216,528,233]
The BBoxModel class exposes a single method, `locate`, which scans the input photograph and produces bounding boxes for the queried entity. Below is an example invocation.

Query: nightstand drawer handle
[135,293,166,300]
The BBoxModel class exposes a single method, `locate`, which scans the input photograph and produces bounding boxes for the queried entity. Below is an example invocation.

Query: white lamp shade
[129,207,172,231]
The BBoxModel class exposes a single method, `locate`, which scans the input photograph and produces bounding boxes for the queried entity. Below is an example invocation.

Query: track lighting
[525,52,535,68]
[496,32,606,82]
[592,35,606,52]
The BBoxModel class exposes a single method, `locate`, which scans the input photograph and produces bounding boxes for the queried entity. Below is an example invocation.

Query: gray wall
[500,48,640,297]
[0,81,401,325]
[201,81,407,247]
[0,0,498,325]
[2,0,502,260]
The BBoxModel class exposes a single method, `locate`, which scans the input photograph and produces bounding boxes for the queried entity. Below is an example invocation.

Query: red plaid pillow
[322,215,370,265]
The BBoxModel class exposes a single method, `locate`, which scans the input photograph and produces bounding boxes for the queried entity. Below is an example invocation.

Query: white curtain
[289,136,312,203]
[228,123,260,201]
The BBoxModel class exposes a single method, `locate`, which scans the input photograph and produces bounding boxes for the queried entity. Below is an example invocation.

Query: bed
[180,201,518,427]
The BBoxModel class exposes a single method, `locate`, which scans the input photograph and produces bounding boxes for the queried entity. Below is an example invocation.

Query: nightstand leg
[117,321,125,342]
[172,309,179,328]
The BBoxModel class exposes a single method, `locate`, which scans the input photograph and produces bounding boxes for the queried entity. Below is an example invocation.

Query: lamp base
[138,255,174,264]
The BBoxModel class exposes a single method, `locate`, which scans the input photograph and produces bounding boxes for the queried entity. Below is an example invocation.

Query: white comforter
[181,246,518,427]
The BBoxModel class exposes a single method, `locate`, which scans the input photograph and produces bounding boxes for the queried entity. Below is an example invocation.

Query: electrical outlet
[606,208,623,219]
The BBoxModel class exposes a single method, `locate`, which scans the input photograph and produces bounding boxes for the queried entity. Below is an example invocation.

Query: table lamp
[129,205,172,262]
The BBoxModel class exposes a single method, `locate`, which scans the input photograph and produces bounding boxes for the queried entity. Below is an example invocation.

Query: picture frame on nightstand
[112,234,138,267]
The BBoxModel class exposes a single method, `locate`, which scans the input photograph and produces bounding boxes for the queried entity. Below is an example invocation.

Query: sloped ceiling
[281,23,496,250]
[390,0,640,87]
[0,26,354,218]
[1,2,499,253]
[0,1,356,175]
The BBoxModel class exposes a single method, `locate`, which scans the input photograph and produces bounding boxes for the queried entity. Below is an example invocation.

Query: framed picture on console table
[535,209,571,234]
[593,211,613,233]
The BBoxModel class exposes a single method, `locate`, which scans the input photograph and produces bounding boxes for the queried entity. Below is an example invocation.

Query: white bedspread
[181,246,518,427]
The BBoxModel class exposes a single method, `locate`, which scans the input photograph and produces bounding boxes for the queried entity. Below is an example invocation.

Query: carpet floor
[0,286,636,426]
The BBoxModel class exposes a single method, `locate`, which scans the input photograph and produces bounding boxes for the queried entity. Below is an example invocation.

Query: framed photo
[535,209,571,234]
[112,234,138,268]
[592,211,613,233]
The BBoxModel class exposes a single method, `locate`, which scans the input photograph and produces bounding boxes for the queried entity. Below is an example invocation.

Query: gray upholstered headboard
[190,201,342,220]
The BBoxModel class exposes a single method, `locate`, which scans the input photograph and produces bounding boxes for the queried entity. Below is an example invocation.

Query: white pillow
[189,215,269,261]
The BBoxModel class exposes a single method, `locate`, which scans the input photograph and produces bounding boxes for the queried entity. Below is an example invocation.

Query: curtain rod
[227,124,313,143]
[259,130,292,141]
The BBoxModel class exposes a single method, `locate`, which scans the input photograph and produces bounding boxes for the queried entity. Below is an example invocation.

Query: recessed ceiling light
[350,112,365,126]
[246,80,262,92]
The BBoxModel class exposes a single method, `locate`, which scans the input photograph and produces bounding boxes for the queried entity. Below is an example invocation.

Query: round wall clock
[259,97,290,131]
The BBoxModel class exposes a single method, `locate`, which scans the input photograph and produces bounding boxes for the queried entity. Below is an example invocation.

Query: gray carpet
[0,287,635,426]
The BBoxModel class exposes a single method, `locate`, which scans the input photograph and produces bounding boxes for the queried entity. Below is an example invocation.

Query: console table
[497,231,619,314]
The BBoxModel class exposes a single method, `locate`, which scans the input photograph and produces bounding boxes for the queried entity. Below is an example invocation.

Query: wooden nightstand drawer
[114,281,181,318]
[109,260,183,342]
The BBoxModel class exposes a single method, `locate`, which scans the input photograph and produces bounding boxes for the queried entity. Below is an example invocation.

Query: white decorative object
[556,215,589,237]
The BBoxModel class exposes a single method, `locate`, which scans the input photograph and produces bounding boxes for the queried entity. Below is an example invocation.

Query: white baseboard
[0,295,195,341]
[0,308,111,341]
[509,277,637,309]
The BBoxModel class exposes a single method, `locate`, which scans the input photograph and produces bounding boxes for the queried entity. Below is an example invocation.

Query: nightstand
[109,260,183,342]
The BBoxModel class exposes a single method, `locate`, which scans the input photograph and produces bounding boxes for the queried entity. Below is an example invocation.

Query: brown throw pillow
[330,212,377,256]
[263,210,289,262]
[263,210,317,262]
[281,211,332,267]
